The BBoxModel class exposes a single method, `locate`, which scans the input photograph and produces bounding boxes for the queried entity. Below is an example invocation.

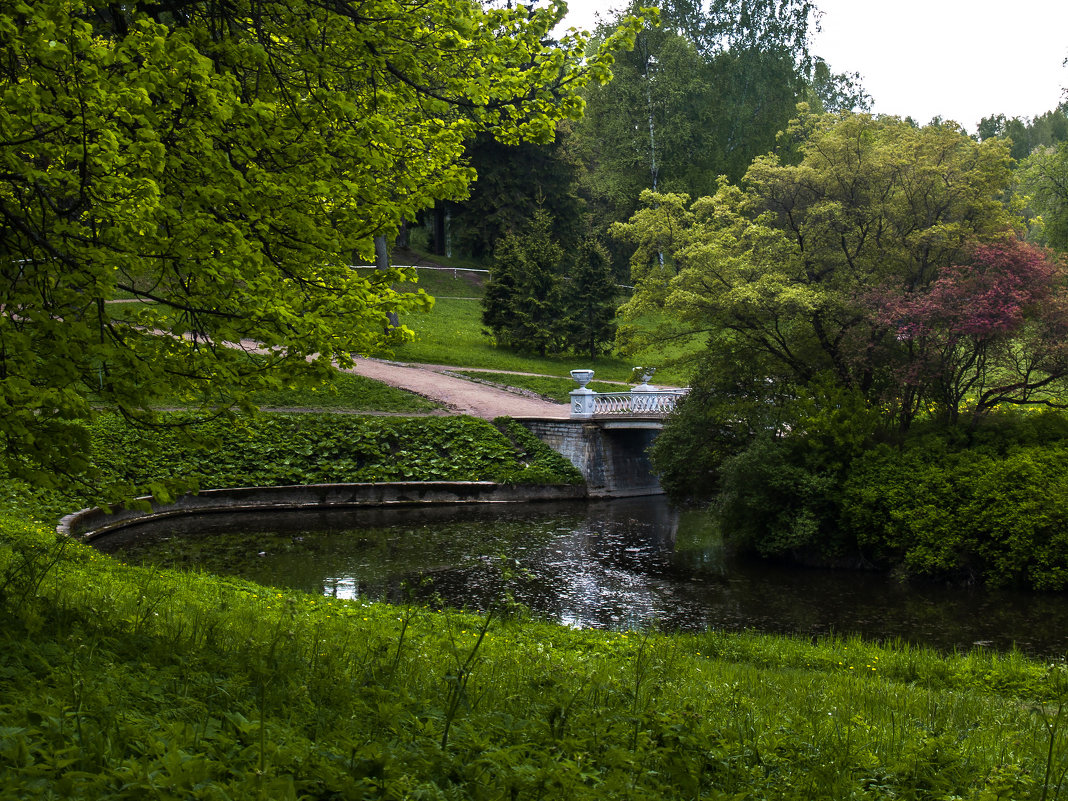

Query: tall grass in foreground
[3,514,1068,799]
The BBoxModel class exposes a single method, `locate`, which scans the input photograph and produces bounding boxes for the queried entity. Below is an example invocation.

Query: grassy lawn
[247,372,440,413]
[356,250,694,384]
[354,264,487,298]
[381,297,634,379]
[382,296,689,384]
[451,370,626,403]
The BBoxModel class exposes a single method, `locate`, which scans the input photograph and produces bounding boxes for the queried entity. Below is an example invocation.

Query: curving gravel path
[344,357,570,420]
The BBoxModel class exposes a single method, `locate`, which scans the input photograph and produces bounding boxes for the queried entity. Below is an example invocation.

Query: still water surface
[93,497,1068,658]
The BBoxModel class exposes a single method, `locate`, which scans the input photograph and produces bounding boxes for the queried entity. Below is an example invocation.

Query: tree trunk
[430,204,447,255]
[375,235,400,329]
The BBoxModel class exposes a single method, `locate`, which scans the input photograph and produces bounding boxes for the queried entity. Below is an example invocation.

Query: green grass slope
[362,262,690,385]
[1,512,1065,800]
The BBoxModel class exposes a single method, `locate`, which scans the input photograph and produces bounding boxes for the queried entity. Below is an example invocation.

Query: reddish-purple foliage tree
[864,241,1068,424]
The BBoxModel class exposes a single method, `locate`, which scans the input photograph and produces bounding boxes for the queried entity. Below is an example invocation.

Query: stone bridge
[568,367,687,427]
[518,370,689,497]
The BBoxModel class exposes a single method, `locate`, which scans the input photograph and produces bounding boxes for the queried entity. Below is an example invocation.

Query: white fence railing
[570,388,688,419]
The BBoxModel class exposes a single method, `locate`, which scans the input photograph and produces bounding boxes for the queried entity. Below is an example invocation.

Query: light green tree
[0,0,642,482]
[616,110,1027,434]
[621,111,1068,539]
[1019,141,1068,251]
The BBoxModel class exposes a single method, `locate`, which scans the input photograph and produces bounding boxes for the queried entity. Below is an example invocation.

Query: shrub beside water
[843,437,1068,588]
[707,411,1068,590]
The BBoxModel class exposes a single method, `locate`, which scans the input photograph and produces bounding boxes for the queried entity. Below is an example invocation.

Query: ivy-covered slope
[86,413,582,502]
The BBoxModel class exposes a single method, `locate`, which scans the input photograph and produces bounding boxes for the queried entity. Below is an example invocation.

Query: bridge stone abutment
[515,419,663,497]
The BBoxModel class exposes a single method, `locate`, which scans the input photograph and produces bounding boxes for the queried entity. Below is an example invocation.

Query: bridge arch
[517,371,689,496]
[515,419,663,497]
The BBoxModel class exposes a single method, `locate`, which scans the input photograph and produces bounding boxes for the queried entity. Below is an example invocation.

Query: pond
[92,496,1068,658]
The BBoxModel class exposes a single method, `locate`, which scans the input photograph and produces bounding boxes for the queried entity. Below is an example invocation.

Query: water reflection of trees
[97,499,1068,657]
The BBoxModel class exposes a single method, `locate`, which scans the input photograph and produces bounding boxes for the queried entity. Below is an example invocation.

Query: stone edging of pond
[59,482,589,542]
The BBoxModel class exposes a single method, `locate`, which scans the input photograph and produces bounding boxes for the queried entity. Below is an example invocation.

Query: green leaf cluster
[573,0,863,270]
[706,408,1068,590]
[841,415,1068,589]
[1019,140,1068,251]
[451,127,589,261]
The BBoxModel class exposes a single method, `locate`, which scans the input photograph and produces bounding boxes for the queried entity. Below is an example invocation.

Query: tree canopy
[571,0,867,274]
[617,110,1068,436]
[450,126,588,261]
[1019,141,1068,252]
[0,0,640,482]
[978,103,1068,160]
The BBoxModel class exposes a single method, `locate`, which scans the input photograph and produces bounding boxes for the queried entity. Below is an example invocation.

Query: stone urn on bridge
[569,369,597,417]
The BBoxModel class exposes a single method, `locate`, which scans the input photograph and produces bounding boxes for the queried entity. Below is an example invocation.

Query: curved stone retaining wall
[59,482,589,542]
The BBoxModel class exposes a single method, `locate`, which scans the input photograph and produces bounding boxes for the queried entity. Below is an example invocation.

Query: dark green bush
[649,350,795,502]
[843,437,1068,588]
[711,377,882,561]
[713,409,1068,588]
[716,435,835,558]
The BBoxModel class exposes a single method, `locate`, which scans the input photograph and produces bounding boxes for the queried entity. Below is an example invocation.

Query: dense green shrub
[705,377,882,561]
[648,388,736,501]
[842,436,1068,588]
[716,434,844,559]
[711,409,1068,588]
[86,412,583,500]
[649,351,791,501]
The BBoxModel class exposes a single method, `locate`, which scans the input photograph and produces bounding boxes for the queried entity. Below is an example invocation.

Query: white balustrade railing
[569,385,688,419]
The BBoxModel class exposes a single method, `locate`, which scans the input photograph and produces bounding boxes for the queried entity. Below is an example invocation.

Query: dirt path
[345,357,570,420]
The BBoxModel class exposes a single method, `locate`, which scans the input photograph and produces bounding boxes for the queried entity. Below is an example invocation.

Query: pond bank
[59,481,588,541]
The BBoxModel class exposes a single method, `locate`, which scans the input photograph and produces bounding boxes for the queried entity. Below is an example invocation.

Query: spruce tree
[482,210,566,355]
[566,238,618,359]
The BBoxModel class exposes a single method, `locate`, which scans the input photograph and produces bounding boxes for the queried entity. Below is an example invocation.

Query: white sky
[558,0,1068,133]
